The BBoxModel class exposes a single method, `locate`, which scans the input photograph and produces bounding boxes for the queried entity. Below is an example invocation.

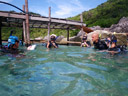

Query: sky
[0,0,107,18]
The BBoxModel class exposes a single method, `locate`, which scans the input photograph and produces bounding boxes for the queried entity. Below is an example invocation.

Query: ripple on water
[0,45,128,96]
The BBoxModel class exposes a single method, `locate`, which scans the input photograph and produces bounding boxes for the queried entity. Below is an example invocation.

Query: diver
[81,35,91,47]
[46,34,58,48]
[92,33,108,50]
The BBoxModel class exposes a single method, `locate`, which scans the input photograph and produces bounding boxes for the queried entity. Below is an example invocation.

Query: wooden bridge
[0,0,93,46]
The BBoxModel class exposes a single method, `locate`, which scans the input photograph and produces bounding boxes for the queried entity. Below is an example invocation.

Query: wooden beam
[0,11,25,19]
[25,0,30,45]
[23,5,27,44]
[0,11,86,26]
[80,13,84,40]
[48,7,51,42]
[67,28,69,42]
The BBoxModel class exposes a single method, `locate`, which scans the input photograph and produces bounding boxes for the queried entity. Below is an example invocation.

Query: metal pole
[23,5,27,44]
[0,19,2,46]
[25,0,30,46]
[80,13,84,39]
[48,7,51,42]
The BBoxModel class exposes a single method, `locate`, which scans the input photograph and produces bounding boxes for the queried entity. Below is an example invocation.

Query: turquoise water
[0,45,128,96]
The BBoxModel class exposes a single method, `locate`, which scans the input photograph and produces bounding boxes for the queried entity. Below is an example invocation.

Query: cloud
[46,0,91,18]
[29,6,48,17]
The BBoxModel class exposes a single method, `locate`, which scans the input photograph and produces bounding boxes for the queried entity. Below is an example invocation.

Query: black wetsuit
[47,41,58,48]
[93,40,108,50]
[108,47,121,52]
[81,40,91,47]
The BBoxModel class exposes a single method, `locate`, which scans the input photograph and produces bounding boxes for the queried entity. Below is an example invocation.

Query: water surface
[0,45,128,96]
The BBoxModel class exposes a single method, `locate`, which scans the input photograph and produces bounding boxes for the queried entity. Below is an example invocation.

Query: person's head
[50,35,56,43]
[82,36,87,41]
[110,35,117,48]
[105,37,111,47]
[92,33,99,43]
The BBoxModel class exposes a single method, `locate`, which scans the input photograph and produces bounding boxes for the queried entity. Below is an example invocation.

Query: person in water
[46,34,58,48]
[107,35,121,53]
[3,30,19,50]
[92,33,108,50]
[81,35,91,47]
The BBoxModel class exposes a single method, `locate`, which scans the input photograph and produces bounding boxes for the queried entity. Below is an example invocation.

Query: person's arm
[46,42,50,48]
[84,42,89,47]
[52,42,58,48]
[80,43,83,47]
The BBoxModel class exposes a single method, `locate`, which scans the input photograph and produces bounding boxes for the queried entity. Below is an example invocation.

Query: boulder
[56,36,64,42]
[109,17,128,33]
[77,30,86,37]
[69,36,81,42]
[87,30,111,45]
[43,35,49,41]
[114,33,127,46]
[34,37,43,40]
[89,26,103,31]
[59,38,68,44]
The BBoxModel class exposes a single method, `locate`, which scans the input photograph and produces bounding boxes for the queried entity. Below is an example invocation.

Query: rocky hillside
[69,0,128,28]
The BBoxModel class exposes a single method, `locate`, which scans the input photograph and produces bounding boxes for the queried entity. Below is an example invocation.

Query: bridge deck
[0,11,86,30]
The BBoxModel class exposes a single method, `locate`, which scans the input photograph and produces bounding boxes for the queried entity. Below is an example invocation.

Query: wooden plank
[0,11,25,19]
[48,7,51,42]
[0,11,86,26]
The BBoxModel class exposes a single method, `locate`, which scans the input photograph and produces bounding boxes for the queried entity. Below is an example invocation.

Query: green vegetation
[1,0,128,40]
[69,0,128,27]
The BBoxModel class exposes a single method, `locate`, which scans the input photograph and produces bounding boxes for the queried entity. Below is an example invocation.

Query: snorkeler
[46,34,58,48]
[92,33,108,50]
[107,35,120,52]
[81,35,91,47]
[3,30,19,50]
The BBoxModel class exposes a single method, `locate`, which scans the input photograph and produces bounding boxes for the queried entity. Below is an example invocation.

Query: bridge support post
[0,19,2,46]
[48,7,51,42]
[67,28,69,45]
[25,0,30,46]
[23,5,27,45]
[80,13,84,40]
[67,28,69,41]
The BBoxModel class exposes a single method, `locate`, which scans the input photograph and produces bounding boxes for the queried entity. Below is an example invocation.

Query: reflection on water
[0,45,128,96]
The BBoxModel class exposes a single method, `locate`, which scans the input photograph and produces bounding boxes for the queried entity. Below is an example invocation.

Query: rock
[89,26,103,31]
[109,17,128,33]
[59,38,68,44]
[34,37,43,40]
[43,35,49,41]
[114,33,127,46]
[77,30,86,37]
[87,30,111,45]
[56,36,64,42]
[69,36,81,42]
